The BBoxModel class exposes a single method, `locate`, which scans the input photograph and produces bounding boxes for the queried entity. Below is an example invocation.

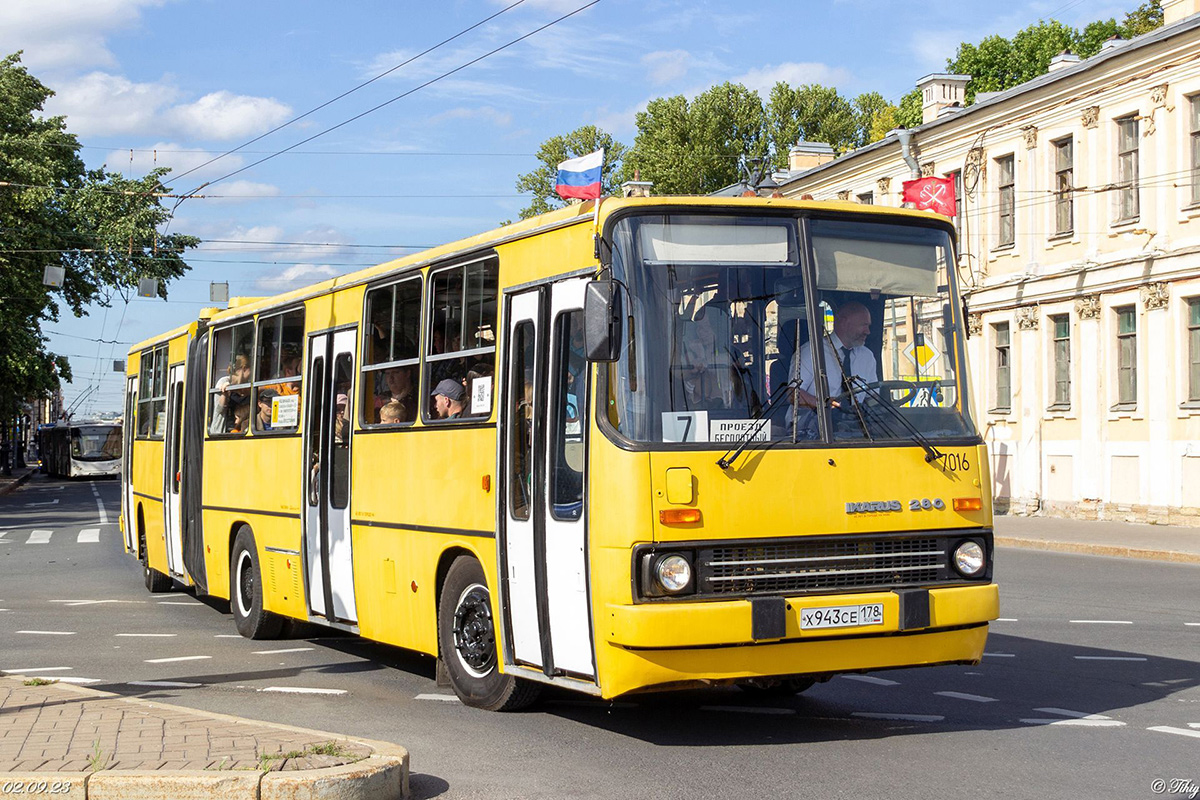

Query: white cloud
[0,0,165,71]
[731,62,855,94]
[102,142,245,180]
[255,264,340,292]
[164,91,292,140]
[592,99,649,136]
[642,50,691,86]
[205,180,281,202]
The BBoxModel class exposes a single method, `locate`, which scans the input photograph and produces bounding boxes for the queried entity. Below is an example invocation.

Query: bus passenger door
[162,364,187,578]
[500,277,596,681]
[302,329,359,627]
[121,376,137,553]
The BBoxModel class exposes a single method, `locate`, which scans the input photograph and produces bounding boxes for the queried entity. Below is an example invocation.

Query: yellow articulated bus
[123,196,998,710]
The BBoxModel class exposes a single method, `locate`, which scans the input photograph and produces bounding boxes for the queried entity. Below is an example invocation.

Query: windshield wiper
[716,379,795,470]
[845,375,945,465]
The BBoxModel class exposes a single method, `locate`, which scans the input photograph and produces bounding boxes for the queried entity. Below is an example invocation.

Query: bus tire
[438,556,540,712]
[230,527,283,640]
[140,530,172,593]
[736,677,816,697]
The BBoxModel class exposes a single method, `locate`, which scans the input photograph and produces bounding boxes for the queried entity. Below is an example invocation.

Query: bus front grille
[697,535,953,597]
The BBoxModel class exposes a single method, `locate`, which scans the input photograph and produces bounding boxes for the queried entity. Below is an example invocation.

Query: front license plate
[800,603,884,630]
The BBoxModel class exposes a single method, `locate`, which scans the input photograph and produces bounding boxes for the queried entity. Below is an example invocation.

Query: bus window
[549,310,586,521]
[307,357,325,506]
[362,277,420,426]
[330,354,352,509]
[209,322,253,436]
[137,344,168,438]
[508,321,535,520]
[425,257,497,421]
[254,308,304,433]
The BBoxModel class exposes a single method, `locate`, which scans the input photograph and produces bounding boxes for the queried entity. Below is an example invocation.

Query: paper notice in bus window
[272,395,299,427]
[661,411,708,442]
[710,419,770,443]
[155,411,167,436]
[471,377,492,415]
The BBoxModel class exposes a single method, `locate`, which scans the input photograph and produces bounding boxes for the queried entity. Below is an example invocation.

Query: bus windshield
[605,213,976,447]
[71,426,122,461]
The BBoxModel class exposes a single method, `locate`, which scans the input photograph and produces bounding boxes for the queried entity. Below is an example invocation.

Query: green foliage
[0,52,198,416]
[895,89,923,130]
[514,124,627,219]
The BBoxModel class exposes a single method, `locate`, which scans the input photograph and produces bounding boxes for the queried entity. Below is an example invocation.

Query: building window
[1051,314,1070,408]
[1053,138,1073,235]
[993,322,1011,412]
[1116,116,1139,221]
[1190,95,1200,207]
[857,191,873,205]
[996,155,1015,247]
[1116,305,1137,406]
[1189,298,1200,402]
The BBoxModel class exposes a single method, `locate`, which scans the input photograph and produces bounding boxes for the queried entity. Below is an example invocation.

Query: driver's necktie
[840,346,853,394]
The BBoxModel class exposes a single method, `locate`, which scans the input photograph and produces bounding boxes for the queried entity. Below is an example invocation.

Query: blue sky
[1,0,1128,415]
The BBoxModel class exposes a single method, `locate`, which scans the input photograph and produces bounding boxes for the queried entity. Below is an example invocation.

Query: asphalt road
[2,473,1198,799]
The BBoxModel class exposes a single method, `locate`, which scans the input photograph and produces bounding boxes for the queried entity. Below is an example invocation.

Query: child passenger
[379,399,405,424]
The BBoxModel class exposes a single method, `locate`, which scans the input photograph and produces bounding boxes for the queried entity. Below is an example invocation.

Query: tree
[766,83,859,166]
[0,52,198,419]
[852,91,895,147]
[514,125,627,219]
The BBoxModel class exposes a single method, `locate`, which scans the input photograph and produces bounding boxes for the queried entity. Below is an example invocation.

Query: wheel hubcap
[453,583,495,678]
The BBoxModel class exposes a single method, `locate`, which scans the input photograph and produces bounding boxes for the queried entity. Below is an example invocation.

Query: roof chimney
[1048,50,1081,72]
[1101,34,1126,50]
[788,141,836,172]
[917,74,971,124]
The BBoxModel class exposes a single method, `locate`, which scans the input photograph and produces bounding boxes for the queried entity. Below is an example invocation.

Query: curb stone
[995,536,1200,564]
[0,467,34,495]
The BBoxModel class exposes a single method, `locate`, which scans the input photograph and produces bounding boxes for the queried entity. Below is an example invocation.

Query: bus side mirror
[584,280,622,362]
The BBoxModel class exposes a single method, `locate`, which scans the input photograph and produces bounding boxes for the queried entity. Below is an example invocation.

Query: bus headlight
[654,554,693,594]
[952,540,985,577]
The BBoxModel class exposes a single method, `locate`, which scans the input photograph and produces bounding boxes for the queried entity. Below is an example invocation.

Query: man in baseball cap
[431,378,466,419]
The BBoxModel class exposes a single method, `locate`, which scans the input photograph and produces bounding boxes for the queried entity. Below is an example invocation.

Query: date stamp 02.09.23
[0,781,73,796]
[1152,778,1200,799]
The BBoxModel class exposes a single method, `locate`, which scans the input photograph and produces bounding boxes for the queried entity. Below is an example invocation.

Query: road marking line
[994,618,1019,622]
[90,484,108,524]
[1021,718,1125,727]
[44,677,103,685]
[157,602,202,606]
[1069,619,1133,624]
[214,634,242,638]
[1148,726,1200,739]
[701,705,794,715]
[0,531,9,541]
[1186,623,1200,627]
[260,687,347,695]
[1034,708,1112,719]
[116,633,177,637]
[24,500,59,507]
[252,648,314,655]
[77,529,100,543]
[983,652,1016,658]
[839,675,899,686]
[27,530,53,544]
[1074,656,1147,662]
[144,655,211,664]
[128,681,202,688]
[18,630,75,635]
[2,667,73,673]
[852,712,944,722]
[935,691,997,703]
[415,693,461,702]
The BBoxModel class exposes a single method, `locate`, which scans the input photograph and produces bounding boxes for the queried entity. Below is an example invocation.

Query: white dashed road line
[46,677,103,685]
[701,706,794,715]
[838,674,899,686]
[77,529,100,543]
[90,483,107,524]
[852,712,944,722]
[214,634,242,638]
[144,655,212,664]
[116,633,177,637]
[24,500,59,507]
[252,648,314,655]
[1148,726,1200,739]
[27,530,52,544]
[935,691,997,703]
[1034,708,1113,719]
[994,618,1019,622]
[158,601,203,606]
[1074,656,1148,662]
[260,687,347,695]
[415,693,461,702]
[1070,620,1133,625]
[128,681,202,688]
[18,630,76,635]
[983,652,1015,658]
[1021,718,1125,727]
[2,667,73,673]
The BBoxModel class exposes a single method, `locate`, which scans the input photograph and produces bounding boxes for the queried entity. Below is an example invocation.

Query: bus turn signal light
[953,497,983,512]
[659,509,701,525]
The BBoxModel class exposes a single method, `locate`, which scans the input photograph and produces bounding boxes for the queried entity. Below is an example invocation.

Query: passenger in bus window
[375,366,415,423]
[255,389,278,431]
[379,399,405,424]
[431,379,466,419]
[333,393,348,442]
[210,352,250,434]
[677,298,736,410]
[229,395,251,434]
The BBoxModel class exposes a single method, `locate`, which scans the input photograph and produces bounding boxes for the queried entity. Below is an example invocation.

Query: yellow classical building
[776,0,1200,524]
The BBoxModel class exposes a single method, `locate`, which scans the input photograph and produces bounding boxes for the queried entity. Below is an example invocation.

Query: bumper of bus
[598,583,997,698]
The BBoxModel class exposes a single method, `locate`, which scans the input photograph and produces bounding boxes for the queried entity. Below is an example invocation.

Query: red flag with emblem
[901,176,956,217]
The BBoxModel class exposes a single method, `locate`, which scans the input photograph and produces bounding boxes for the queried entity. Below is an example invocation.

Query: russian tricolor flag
[555,149,604,201]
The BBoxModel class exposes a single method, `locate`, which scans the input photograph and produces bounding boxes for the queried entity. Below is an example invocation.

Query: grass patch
[23,677,58,686]
[87,740,110,773]
[257,741,359,771]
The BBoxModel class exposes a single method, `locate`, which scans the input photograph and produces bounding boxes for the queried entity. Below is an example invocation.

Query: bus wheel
[438,557,540,712]
[140,531,172,593]
[230,527,283,639]
[736,677,816,697]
